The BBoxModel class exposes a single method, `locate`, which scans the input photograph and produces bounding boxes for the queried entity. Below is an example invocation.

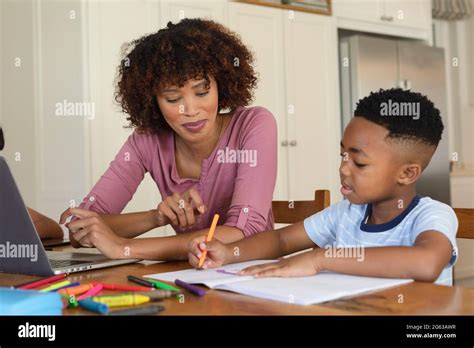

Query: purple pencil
[174,279,206,297]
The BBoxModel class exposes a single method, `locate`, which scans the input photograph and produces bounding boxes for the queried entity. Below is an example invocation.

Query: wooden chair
[272,190,330,224]
[453,208,474,285]
[454,208,474,239]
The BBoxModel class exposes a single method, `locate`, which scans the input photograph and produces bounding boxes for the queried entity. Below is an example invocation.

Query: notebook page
[215,272,413,305]
[144,260,276,288]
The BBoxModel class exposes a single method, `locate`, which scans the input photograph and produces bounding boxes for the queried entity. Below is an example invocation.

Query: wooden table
[2,258,474,315]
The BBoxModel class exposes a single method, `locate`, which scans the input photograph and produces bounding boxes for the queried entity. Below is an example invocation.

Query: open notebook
[145,260,413,305]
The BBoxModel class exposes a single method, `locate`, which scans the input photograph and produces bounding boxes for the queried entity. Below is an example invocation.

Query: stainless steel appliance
[339,35,451,204]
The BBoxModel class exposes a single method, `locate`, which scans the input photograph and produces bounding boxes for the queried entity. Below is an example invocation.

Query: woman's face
[156,76,219,144]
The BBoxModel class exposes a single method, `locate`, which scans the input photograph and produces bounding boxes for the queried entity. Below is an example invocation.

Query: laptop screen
[0,157,54,276]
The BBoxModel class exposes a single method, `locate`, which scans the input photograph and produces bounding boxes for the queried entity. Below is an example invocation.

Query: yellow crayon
[91,294,151,308]
[39,280,71,292]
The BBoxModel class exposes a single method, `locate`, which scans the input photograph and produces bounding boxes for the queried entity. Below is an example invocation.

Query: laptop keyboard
[48,259,90,268]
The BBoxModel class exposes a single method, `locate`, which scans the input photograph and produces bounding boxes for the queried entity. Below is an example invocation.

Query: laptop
[0,156,140,276]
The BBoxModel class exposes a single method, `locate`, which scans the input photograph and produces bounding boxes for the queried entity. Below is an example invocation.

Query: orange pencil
[58,283,94,296]
[198,213,220,268]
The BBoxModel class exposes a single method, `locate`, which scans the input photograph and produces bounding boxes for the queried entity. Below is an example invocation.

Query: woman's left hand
[62,208,130,260]
[239,249,324,278]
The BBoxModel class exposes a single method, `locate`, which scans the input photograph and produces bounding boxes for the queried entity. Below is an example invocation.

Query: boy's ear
[398,163,422,185]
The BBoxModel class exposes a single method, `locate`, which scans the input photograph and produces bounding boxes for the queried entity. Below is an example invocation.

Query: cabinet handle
[404,79,412,90]
[380,15,394,21]
[289,140,297,146]
[281,140,288,147]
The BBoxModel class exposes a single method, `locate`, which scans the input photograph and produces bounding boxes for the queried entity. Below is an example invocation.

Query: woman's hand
[239,249,324,278]
[59,207,93,247]
[188,235,230,269]
[155,188,206,229]
[59,208,129,259]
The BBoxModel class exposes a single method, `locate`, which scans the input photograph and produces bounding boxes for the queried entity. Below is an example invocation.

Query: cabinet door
[86,0,176,236]
[284,11,341,202]
[384,0,431,30]
[160,0,227,24]
[227,2,288,200]
[333,0,431,40]
[333,0,384,23]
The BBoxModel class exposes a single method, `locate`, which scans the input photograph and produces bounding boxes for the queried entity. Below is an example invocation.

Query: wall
[434,12,474,281]
[0,0,89,227]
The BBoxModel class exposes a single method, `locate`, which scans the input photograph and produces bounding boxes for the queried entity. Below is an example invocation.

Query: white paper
[144,260,413,305]
[145,260,274,288]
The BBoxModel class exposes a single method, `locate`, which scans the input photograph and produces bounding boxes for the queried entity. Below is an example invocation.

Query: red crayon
[17,273,68,290]
[93,282,154,292]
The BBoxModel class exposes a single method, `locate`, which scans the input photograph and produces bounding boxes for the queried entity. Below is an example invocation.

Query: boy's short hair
[354,88,444,147]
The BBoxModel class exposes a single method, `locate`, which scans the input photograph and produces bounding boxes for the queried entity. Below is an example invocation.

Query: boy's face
[339,117,405,205]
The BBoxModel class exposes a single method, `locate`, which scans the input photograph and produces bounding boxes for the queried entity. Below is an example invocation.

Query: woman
[0,127,63,240]
[60,19,277,261]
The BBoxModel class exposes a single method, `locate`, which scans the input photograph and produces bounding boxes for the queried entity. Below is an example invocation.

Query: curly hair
[354,88,444,147]
[115,18,258,133]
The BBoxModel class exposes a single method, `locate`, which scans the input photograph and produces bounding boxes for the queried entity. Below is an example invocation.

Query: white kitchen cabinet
[384,0,431,30]
[227,3,288,200]
[332,0,384,23]
[1,0,92,220]
[160,0,227,24]
[85,0,171,237]
[333,0,432,41]
[283,10,341,202]
[228,2,341,202]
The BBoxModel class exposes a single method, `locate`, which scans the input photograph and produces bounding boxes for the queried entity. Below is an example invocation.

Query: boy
[187,89,458,286]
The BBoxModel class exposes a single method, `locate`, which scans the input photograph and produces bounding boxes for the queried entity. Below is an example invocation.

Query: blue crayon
[52,282,81,292]
[78,298,109,315]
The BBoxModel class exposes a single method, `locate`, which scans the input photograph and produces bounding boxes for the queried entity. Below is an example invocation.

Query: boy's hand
[239,249,323,278]
[188,236,230,269]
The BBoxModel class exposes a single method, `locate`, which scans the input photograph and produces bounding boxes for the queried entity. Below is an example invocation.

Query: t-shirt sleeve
[303,200,347,248]
[78,131,149,214]
[412,201,459,266]
[223,107,277,237]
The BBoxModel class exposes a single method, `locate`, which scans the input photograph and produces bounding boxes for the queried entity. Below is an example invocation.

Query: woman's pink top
[78,106,277,237]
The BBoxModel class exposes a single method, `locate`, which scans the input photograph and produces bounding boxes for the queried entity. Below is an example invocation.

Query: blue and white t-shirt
[303,195,458,286]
